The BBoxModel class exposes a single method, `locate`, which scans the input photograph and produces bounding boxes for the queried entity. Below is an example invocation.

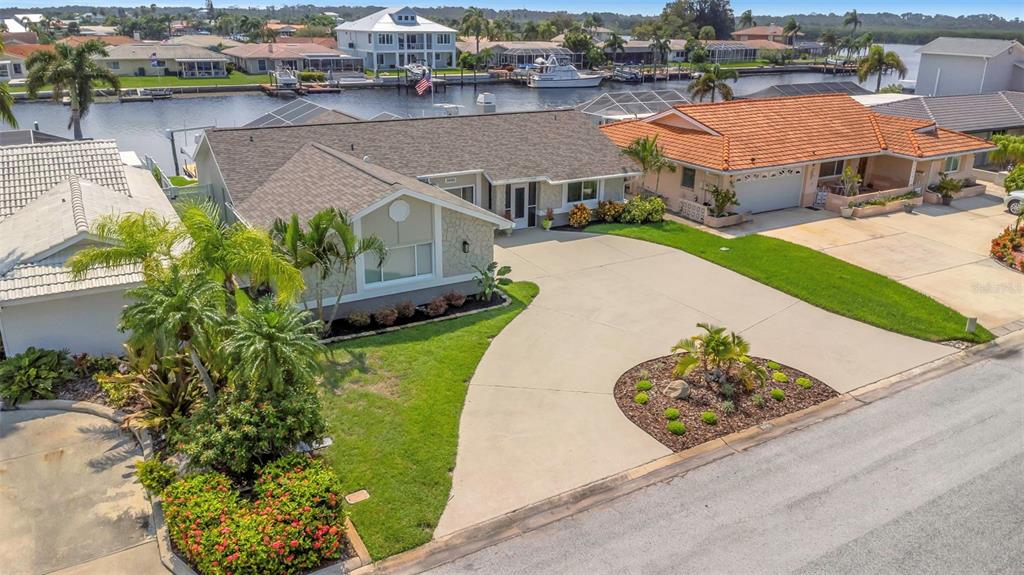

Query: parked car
[1005,190,1024,215]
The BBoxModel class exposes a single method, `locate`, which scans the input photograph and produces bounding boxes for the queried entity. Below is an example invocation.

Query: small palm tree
[461,7,489,71]
[623,135,676,193]
[0,39,17,128]
[698,26,716,41]
[536,21,557,41]
[327,211,387,328]
[25,40,120,140]
[739,10,756,29]
[783,17,801,46]
[687,63,738,102]
[857,44,908,93]
[843,10,862,35]
[605,32,626,61]
[68,209,183,281]
[271,208,346,320]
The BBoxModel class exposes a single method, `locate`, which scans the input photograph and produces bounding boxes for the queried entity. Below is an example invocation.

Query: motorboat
[526,56,602,88]
[118,88,153,102]
[141,87,173,99]
[612,66,642,83]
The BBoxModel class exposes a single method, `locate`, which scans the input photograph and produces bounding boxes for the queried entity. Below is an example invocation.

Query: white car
[1005,190,1024,215]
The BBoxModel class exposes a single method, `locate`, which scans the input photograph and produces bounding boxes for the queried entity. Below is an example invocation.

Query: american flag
[415,68,432,95]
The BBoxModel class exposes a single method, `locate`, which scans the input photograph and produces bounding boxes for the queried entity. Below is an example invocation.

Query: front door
[512,185,528,229]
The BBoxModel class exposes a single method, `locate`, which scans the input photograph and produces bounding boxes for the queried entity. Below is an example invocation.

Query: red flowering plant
[991,222,1024,272]
[162,454,346,574]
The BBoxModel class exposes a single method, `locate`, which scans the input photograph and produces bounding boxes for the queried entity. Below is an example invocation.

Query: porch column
[908,160,918,188]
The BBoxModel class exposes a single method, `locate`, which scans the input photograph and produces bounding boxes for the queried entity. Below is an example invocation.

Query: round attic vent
[389,200,410,223]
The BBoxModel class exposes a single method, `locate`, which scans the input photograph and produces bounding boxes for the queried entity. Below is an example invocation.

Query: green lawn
[8,72,270,93]
[168,175,198,186]
[319,281,539,559]
[589,221,992,343]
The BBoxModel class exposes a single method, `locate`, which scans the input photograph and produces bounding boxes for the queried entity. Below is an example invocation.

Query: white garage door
[733,173,804,214]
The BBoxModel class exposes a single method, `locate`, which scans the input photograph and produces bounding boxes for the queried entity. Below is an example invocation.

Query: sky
[6,1,1022,20]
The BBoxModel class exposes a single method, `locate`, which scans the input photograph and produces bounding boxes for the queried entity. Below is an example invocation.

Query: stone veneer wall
[442,208,495,278]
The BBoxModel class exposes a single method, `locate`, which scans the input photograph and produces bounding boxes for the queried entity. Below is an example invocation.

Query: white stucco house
[916,37,1024,97]
[334,6,457,71]
[0,140,179,356]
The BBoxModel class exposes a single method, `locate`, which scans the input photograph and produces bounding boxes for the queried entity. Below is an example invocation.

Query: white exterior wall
[336,29,456,71]
[1,289,128,356]
[917,54,988,96]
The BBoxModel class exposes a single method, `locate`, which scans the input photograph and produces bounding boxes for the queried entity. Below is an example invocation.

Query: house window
[818,159,844,178]
[567,180,598,203]
[377,33,394,45]
[436,33,452,44]
[257,59,267,71]
[445,185,474,203]
[365,242,433,285]
[368,33,372,44]
[943,156,961,172]
[108,61,120,70]
[681,167,696,189]
[12,63,22,74]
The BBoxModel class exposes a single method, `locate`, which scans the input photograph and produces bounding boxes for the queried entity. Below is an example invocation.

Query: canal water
[5,44,921,172]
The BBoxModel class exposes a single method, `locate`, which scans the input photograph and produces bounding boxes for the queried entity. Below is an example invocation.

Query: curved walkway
[435,230,951,537]
[0,409,162,574]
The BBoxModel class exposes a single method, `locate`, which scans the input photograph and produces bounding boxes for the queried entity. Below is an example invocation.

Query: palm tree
[487,19,508,42]
[698,26,716,41]
[521,20,539,41]
[68,209,183,281]
[623,135,675,193]
[536,21,557,41]
[783,17,801,47]
[739,10,756,29]
[819,29,838,56]
[857,44,908,93]
[326,211,387,328]
[605,32,626,61]
[687,64,738,102]
[0,39,17,128]
[221,297,324,394]
[843,10,862,35]
[461,7,489,70]
[271,209,341,320]
[25,40,120,140]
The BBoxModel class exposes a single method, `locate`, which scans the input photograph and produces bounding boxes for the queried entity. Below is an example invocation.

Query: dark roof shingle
[871,91,1024,134]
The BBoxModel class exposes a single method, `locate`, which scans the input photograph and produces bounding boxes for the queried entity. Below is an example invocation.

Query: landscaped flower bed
[613,324,837,452]
[991,224,1024,273]
[323,290,504,339]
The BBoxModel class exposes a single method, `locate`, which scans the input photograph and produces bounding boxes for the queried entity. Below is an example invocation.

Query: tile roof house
[916,37,1024,96]
[195,109,637,315]
[600,94,994,215]
[0,140,179,355]
[732,24,803,44]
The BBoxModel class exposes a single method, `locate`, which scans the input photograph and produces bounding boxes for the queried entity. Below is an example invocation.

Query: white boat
[526,56,603,88]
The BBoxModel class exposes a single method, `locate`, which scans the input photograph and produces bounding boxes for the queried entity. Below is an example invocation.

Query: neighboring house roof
[171,34,244,49]
[0,43,54,60]
[743,82,872,99]
[0,129,70,147]
[577,90,692,120]
[1,19,28,34]
[870,91,1024,134]
[59,35,137,47]
[1,31,40,45]
[0,140,129,219]
[732,25,802,37]
[917,37,1024,58]
[204,110,638,210]
[703,39,790,51]
[335,7,456,33]
[287,36,338,49]
[456,40,568,55]
[266,21,305,32]
[599,94,994,173]
[244,98,362,127]
[222,42,351,60]
[97,44,227,61]
[234,142,509,228]
[79,25,118,36]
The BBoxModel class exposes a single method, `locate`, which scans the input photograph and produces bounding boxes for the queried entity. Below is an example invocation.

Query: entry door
[512,185,528,229]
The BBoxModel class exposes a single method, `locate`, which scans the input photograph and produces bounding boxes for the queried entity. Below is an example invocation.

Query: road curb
[358,330,1024,575]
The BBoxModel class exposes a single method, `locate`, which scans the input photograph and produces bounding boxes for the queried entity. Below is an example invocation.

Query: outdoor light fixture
[462,240,470,254]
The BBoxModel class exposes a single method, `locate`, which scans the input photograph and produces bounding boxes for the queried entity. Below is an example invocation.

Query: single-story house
[731,24,803,44]
[600,94,995,215]
[95,44,229,77]
[195,110,638,315]
[58,35,137,47]
[0,43,54,82]
[743,81,872,100]
[266,21,305,37]
[222,42,363,74]
[0,139,179,356]
[701,39,791,63]
[456,40,581,68]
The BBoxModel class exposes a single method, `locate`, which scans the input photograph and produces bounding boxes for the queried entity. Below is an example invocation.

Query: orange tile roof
[0,43,54,59]
[59,35,136,47]
[599,94,994,172]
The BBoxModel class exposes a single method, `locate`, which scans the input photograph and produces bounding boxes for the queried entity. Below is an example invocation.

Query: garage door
[733,173,804,213]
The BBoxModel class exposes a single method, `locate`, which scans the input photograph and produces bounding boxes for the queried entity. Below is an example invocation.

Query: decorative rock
[663,379,690,399]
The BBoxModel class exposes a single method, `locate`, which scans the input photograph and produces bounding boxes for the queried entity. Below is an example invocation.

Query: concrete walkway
[0,409,164,575]
[435,230,951,537]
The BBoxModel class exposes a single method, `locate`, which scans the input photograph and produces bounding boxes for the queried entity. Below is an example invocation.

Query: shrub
[424,296,449,317]
[770,388,786,402]
[444,291,467,308]
[664,407,680,420]
[96,372,137,409]
[720,400,735,415]
[620,195,666,224]
[298,70,326,82]
[162,455,345,575]
[346,311,371,327]
[0,347,73,406]
[701,411,718,425]
[667,420,687,435]
[568,203,591,228]
[634,392,649,405]
[473,261,512,301]
[131,357,202,431]
[752,394,765,407]
[170,385,327,478]
[597,200,625,222]
[72,352,121,378]
[635,379,653,391]
[707,185,739,218]
[719,382,735,398]
[766,360,782,370]
[372,306,398,327]
[395,300,417,319]
[795,377,813,389]
[136,458,177,495]
[1003,163,1024,192]
[772,371,789,383]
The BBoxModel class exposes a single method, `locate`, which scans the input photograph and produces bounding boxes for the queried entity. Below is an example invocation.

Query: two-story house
[334,6,457,72]
[916,37,1024,97]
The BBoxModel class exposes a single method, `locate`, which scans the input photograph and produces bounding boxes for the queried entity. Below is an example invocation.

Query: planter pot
[903,203,915,213]
[703,212,746,228]
[541,219,552,230]
[941,196,953,206]
[840,206,855,218]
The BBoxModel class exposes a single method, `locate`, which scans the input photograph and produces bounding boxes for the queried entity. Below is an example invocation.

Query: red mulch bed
[323,292,503,339]
[614,354,837,452]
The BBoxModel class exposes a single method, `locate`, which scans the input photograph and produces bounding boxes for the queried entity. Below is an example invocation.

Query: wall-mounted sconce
[462,240,470,254]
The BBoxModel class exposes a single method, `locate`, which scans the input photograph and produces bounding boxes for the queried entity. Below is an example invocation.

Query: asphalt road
[427,342,1024,575]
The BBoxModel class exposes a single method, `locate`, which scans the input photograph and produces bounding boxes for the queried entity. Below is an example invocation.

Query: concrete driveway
[762,190,1024,333]
[0,409,163,575]
[435,230,951,537]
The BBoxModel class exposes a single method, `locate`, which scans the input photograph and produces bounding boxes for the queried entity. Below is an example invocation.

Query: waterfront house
[600,94,993,215]
[222,43,363,74]
[551,27,618,45]
[96,44,229,78]
[456,40,580,68]
[732,24,802,45]
[0,139,179,355]
[0,44,53,82]
[702,39,791,63]
[58,34,137,48]
[334,6,457,71]
[266,20,305,37]
[916,38,1024,96]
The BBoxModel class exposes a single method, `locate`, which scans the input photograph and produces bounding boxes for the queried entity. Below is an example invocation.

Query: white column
[432,204,443,278]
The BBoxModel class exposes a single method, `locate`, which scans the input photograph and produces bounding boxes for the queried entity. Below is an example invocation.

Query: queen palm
[461,7,489,70]
[739,10,756,29]
[271,208,346,322]
[25,40,120,140]
[68,209,183,281]
[843,10,862,35]
[536,21,557,41]
[605,33,626,61]
[326,211,387,329]
[687,63,738,102]
[623,135,675,193]
[857,44,908,93]
[0,39,17,128]
[783,18,801,46]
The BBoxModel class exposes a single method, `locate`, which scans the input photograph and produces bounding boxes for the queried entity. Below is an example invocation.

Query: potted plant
[841,201,855,218]
[936,172,962,206]
[841,165,862,198]
[902,201,915,213]
[541,207,554,230]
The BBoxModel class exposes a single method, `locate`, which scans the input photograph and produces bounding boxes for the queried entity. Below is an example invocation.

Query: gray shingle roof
[0,129,70,147]
[235,142,505,228]
[244,98,361,127]
[917,37,1023,58]
[97,43,227,61]
[205,110,639,210]
[0,140,129,220]
[743,82,872,100]
[871,91,1024,134]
